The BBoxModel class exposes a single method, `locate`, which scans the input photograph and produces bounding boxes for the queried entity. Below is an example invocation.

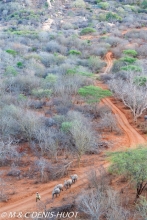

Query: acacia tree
[109,147,147,201]
[108,72,147,121]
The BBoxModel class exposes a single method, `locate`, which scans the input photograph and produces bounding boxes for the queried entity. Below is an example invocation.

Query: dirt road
[96,52,146,147]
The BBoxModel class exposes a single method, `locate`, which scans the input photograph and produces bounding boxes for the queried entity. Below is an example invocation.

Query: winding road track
[96,52,146,147]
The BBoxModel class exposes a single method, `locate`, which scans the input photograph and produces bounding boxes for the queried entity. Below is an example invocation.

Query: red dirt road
[102,98,146,147]
[96,52,146,147]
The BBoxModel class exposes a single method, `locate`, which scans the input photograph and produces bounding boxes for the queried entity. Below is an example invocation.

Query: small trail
[104,52,113,74]
[42,18,53,31]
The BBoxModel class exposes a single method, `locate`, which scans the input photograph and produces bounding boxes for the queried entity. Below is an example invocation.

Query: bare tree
[108,72,147,121]
[77,189,106,220]
[98,112,121,134]
[36,127,60,161]
[67,111,99,166]
[0,178,9,202]
[77,188,132,220]
[0,177,15,202]
[34,158,50,183]
[0,139,20,166]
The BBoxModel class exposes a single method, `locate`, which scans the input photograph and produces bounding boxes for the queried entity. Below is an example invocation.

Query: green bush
[123,49,138,57]
[45,74,58,83]
[44,2,48,7]
[80,27,96,35]
[73,0,86,8]
[120,65,142,72]
[7,29,38,37]
[138,8,147,13]
[32,89,52,98]
[106,12,122,22]
[134,76,147,86]
[5,66,18,76]
[17,62,23,68]
[99,13,107,21]
[6,49,17,56]
[66,68,93,77]
[120,56,137,64]
[108,147,147,200]
[61,122,72,132]
[18,94,27,101]
[98,2,109,10]
[78,85,112,103]
[142,0,147,8]
[69,50,82,55]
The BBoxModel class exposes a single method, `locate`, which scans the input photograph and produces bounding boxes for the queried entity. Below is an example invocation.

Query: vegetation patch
[123,49,138,57]
[6,49,17,56]
[6,29,38,37]
[17,62,24,69]
[78,85,112,103]
[69,50,81,55]
[5,66,18,76]
[120,65,142,72]
[45,74,58,83]
[120,56,137,64]
[32,89,52,99]
[108,147,147,200]
[66,68,93,77]
[6,10,40,21]
[106,12,122,22]
[134,76,147,86]
[61,122,72,132]
[98,2,109,10]
[80,27,96,35]
[141,0,147,9]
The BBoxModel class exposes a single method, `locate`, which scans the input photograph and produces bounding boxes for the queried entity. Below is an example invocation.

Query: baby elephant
[64,179,72,190]
[70,174,78,183]
[54,184,63,191]
[52,188,60,199]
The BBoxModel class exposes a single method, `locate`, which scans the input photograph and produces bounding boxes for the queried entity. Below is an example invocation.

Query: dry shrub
[76,187,132,220]
[31,158,72,182]
[98,112,122,134]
